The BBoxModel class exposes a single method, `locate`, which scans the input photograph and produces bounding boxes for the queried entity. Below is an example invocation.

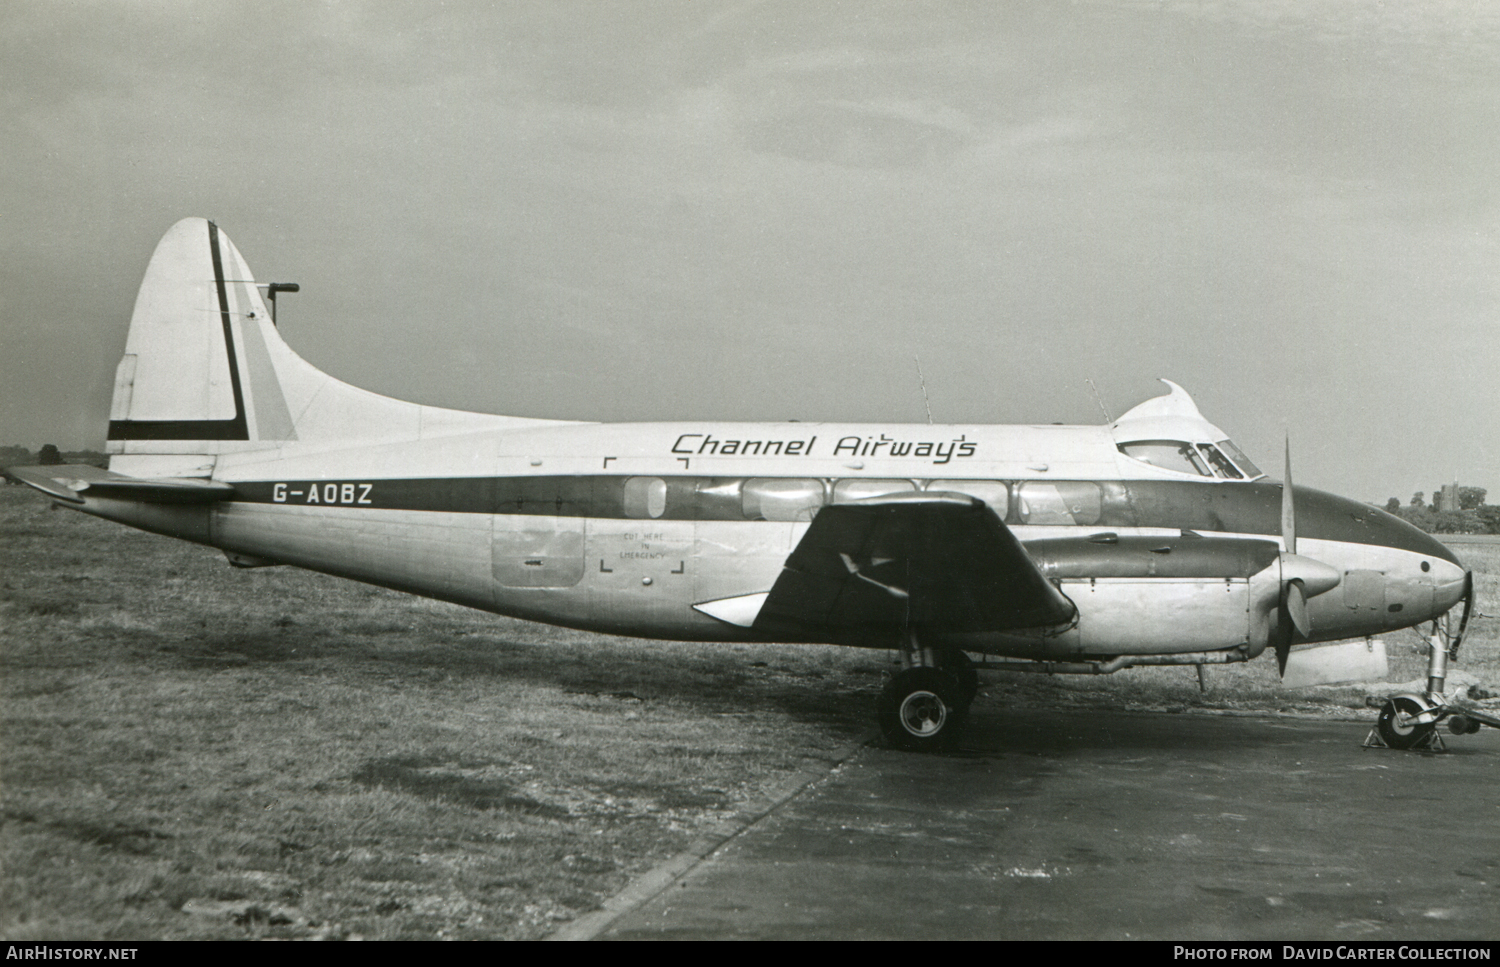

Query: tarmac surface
[591,707,1500,940]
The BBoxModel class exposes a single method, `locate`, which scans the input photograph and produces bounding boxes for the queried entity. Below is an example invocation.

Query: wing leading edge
[741,492,1076,640]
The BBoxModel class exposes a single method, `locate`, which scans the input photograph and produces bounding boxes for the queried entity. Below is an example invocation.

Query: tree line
[1384,487,1500,535]
[0,445,109,477]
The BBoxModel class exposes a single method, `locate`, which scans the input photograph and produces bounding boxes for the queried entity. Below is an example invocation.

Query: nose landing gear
[1368,689,1500,751]
[1373,695,1439,751]
[1366,572,1497,751]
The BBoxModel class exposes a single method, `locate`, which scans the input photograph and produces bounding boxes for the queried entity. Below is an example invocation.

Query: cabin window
[1017,481,1102,525]
[1215,439,1263,479]
[693,478,743,519]
[1118,440,1212,477]
[832,479,916,503]
[1196,443,1245,480]
[928,480,1010,517]
[623,476,667,519]
[743,478,825,521]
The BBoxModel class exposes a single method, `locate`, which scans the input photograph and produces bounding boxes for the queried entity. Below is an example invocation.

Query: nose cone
[1294,487,1469,627]
[1355,502,1468,618]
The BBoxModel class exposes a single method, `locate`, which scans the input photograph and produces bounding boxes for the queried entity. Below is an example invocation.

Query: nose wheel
[1375,696,1436,751]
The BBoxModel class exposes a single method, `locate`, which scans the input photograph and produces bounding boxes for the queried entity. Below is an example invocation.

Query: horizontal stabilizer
[4,465,233,505]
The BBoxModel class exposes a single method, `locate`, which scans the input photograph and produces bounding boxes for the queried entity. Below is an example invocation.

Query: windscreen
[1215,439,1263,478]
[1117,440,1211,476]
[1197,443,1244,479]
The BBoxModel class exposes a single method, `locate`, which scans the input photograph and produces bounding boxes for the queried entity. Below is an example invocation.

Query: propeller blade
[1281,436,1295,556]
[1272,623,1291,677]
[1285,579,1310,637]
[1272,580,1312,677]
[1268,441,1343,678]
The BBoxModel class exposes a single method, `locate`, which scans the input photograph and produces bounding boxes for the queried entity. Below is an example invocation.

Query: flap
[750,492,1076,639]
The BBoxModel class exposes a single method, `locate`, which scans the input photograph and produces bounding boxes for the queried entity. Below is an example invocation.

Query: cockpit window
[1196,443,1244,479]
[1117,440,1212,477]
[1215,439,1263,479]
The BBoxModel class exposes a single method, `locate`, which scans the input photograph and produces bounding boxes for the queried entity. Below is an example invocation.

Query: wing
[4,465,233,504]
[740,492,1076,640]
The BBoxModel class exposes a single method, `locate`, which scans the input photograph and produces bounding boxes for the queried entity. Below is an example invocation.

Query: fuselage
[89,417,1467,662]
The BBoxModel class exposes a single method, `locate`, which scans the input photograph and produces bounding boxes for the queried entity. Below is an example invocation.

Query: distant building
[1436,483,1459,513]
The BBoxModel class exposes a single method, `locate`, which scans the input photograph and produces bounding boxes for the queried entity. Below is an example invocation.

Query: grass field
[2,486,1497,939]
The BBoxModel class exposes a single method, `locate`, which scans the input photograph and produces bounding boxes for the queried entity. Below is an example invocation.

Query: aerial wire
[1086,379,1112,423]
[914,354,933,425]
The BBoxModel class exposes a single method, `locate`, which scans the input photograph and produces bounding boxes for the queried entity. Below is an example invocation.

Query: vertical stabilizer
[108,218,538,475]
[109,219,254,443]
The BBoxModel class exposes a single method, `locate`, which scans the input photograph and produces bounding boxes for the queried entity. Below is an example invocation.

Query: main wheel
[1377,696,1434,750]
[878,668,962,752]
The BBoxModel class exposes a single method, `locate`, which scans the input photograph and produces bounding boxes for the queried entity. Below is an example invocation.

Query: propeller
[1281,437,1295,557]
[1272,437,1341,675]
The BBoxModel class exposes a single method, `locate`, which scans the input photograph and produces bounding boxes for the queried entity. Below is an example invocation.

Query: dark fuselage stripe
[108,221,250,442]
[224,476,1458,564]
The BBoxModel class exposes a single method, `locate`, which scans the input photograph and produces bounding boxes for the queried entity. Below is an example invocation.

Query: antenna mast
[1086,379,1113,423]
[915,355,934,425]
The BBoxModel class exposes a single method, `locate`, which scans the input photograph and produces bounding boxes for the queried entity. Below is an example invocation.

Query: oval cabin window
[1017,481,1102,525]
[623,477,667,519]
[928,480,1010,517]
[742,478,825,521]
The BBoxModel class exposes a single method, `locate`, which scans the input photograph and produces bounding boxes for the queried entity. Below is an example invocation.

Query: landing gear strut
[877,632,975,752]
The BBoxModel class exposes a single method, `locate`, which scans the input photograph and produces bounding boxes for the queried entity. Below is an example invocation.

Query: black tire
[878,668,962,752]
[1377,697,1434,750]
[935,648,979,711]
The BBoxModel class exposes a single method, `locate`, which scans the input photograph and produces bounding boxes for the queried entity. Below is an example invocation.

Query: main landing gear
[877,633,977,752]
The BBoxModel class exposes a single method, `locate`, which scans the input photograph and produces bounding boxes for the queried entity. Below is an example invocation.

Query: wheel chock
[1362,725,1446,752]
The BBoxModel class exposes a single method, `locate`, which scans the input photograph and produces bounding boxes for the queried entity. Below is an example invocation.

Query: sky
[2,0,1497,504]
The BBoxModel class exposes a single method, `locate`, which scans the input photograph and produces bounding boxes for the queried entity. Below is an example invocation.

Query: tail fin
[108,218,520,475]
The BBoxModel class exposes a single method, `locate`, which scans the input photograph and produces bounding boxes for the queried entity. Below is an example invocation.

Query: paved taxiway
[593,708,1500,940]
